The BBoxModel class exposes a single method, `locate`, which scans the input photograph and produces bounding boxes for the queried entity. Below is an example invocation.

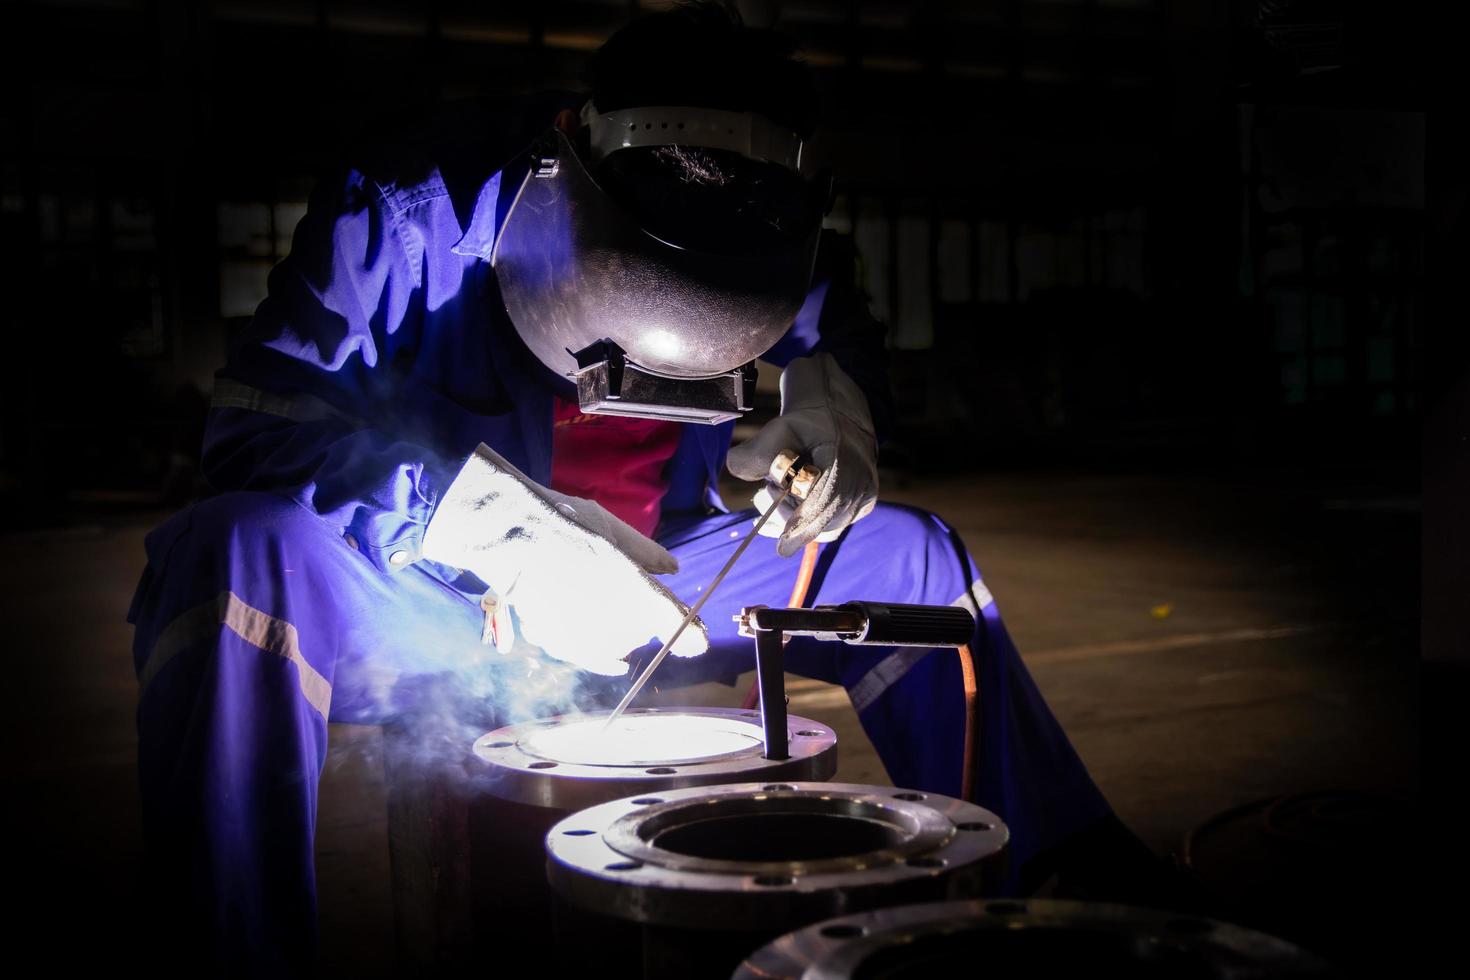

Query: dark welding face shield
[490,104,826,424]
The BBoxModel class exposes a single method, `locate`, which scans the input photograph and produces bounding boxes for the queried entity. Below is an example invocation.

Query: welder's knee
[188,490,333,549]
[864,501,947,543]
[132,493,346,726]
[131,492,351,655]
[155,491,342,581]
[831,501,976,606]
[861,501,965,562]
[133,491,385,735]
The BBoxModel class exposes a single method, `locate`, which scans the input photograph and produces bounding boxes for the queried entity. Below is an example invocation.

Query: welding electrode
[601,451,819,731]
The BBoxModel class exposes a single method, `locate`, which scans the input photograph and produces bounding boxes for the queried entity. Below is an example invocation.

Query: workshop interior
[1,1,1445,977]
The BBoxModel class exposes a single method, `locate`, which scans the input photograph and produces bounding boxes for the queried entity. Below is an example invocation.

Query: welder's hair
[589,1,820,141]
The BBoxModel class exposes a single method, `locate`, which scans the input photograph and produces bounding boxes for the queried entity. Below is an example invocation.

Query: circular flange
[472,707,838,810]
[546,782,1008,931]
[733,899,1334,979]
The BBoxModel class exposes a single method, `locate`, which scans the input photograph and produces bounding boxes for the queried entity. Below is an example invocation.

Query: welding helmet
[490,102,828,424]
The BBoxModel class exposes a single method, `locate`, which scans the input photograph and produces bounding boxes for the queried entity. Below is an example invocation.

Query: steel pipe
[465,707,838,969]
[734,899,1334,979]
[472,706,836,811]
[545,781,1008,978]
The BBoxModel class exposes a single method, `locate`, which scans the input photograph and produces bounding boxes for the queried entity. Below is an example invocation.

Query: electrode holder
[737,602,978,762]
[768,450,820,499]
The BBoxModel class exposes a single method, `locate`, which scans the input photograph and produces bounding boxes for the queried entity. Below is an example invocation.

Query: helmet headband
[579,101,804,175]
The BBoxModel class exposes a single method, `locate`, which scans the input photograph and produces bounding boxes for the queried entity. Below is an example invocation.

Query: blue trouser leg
[654,502,1112,889]
[129,491,497,975]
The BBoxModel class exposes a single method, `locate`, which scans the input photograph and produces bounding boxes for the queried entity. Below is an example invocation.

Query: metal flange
[472,707,837,811]
[733,899,1335,979]
[546,782,1008,932]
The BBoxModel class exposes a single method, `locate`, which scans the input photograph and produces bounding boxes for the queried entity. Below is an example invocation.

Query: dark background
[0,0,1428,509]
[0,0,1453,974]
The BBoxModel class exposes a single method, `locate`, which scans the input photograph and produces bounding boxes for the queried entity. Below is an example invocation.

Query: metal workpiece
[472,707,838,811]
[733,899,1335,980]
[545,782,1009,933]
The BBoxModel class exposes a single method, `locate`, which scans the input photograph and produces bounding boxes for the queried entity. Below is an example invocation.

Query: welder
[128,5,1159,973]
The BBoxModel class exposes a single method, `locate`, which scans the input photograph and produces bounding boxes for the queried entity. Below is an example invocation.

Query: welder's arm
[421,443,708,675]
[202,168,459,572]
[203,404,455,571]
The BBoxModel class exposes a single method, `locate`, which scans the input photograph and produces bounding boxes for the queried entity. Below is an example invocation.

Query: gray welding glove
[422,443,708,676]
[726,353,879,557]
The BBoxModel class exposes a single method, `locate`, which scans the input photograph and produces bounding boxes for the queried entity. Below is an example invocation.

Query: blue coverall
[128,98,1110,971]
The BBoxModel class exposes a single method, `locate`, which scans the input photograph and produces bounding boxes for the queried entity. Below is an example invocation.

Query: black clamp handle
[838,601,977,647]
[737,601,977,761]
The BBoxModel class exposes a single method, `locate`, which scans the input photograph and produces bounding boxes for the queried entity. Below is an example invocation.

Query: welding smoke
[322,594,631,783]
[312,411,648,779]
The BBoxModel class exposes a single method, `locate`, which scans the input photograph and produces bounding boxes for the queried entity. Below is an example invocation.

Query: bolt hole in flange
[762,784,797,792]
[956,821,993,832]
[483,740,513,749]
[605,861,644,871]
[631,798,664,806]
[646,767,678,775]
[796,730,823,737]
[529,761,557,770]
[563,829,596,836]
[893,792,925,802]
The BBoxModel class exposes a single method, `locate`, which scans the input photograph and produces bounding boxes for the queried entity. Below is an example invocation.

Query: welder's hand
[422,443,708,676]
[726,353,879,557]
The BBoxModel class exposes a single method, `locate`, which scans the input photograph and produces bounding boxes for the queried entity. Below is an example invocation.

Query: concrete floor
[4,470,1417,973]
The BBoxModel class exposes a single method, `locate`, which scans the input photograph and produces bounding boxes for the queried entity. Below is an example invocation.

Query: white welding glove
[422,443,708,676]
[726,353,879,557]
